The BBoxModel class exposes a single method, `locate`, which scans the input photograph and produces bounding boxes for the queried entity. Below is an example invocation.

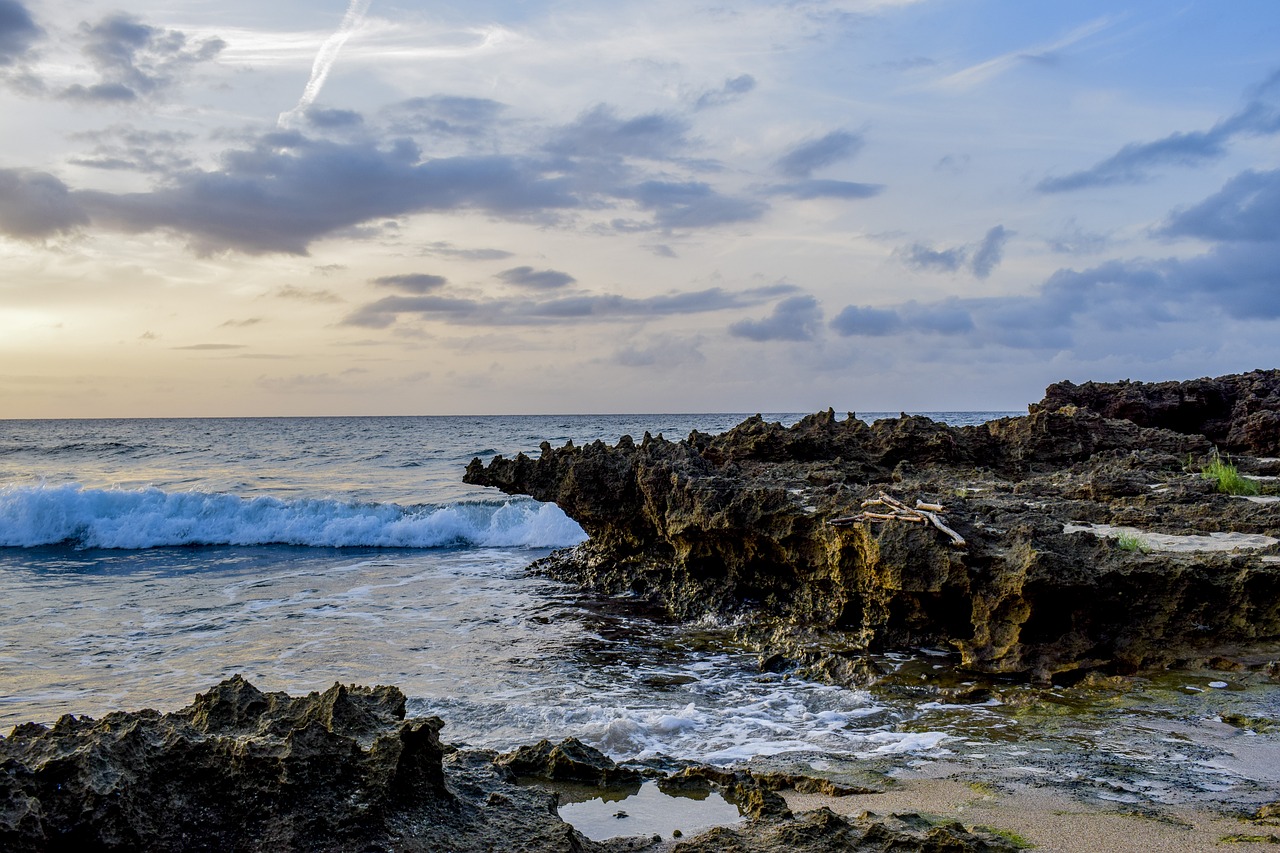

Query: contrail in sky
[279,0,372,128]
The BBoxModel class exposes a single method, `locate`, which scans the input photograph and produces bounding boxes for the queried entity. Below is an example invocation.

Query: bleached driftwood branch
[827,492,966,547]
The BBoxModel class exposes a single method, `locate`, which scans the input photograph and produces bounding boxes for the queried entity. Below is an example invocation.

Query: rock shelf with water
[0,677,1018,852]
[465,370,1280,683]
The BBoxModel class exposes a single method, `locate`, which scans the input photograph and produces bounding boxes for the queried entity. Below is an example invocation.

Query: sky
[1,0,1278,417]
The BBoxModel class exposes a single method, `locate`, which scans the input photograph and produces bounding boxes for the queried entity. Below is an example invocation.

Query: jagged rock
[497,738,642,787]
[1035,369,1280,455]
[465,372,1280,681]
[0,677,595,852]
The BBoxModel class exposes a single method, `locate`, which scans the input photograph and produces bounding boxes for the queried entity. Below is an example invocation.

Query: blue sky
[1,0,1278,416]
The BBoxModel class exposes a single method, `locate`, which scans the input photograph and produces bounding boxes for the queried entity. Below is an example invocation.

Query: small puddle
[558,781,745,842]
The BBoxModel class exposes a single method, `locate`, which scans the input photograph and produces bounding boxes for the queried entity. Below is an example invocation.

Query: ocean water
[3,412,1278,811]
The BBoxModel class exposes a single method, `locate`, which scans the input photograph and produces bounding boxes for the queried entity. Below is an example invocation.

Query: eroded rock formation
[465,372,1280,682]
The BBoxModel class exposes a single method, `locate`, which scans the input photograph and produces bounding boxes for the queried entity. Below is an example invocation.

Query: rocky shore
[465,370,1280,683]
[0,677,1019,852]
[6,370,1280,850]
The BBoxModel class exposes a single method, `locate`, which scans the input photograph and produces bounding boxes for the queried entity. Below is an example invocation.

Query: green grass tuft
[1115,531,1150,553]
[1201,453,1260,496]
[974,825,1036,848]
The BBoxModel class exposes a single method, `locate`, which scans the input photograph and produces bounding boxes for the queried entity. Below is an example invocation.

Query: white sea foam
[0,483,587,550]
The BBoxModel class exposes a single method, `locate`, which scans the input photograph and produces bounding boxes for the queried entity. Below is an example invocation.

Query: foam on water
[0,484,586,550]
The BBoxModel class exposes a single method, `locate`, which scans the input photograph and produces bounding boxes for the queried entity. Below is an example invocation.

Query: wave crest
[0,484,588,550]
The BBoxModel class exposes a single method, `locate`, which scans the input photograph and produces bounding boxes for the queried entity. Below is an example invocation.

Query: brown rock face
[465,373,1280,682]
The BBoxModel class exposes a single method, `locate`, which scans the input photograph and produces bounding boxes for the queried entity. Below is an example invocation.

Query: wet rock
[497,738,642,787]
[465,371,1280,681]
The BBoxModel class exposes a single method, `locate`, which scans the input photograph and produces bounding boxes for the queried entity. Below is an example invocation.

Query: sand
[783,777,1280,852]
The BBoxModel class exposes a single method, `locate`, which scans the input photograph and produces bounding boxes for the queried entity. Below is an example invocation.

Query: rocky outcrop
[497,737,642,787]
[1034,369,1280,455]
[0,679,1016,852]
[465,372,1280,682]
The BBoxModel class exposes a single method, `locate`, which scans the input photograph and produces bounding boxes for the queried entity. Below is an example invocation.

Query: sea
[2,413,1278,811]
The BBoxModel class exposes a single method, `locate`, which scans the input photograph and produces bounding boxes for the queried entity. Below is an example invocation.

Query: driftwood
[828,492,966,547]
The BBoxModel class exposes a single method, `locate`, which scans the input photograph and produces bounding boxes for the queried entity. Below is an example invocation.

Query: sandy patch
[783,778,1277,852]
[1064,523,1279,552]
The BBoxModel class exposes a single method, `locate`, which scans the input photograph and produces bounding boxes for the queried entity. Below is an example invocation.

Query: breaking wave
[0,483,587,550]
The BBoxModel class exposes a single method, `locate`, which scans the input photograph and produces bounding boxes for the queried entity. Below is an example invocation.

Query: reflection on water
[558,782,743,842]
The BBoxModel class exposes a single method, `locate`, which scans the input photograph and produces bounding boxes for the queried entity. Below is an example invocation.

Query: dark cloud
[693,74,756,110]
[899,225,1010,278]
[342,285,787,329]
[67,125,195,173]
[546,105,691,161]
[383,95,506,137]
[0,0,41,67]
[1037,77,1280,193]
[970,225,1010,279]
[75,134,580,254]
[306,107,364,129]
[1160,168,1280,243]
[901,243,967,273]
[497,266,576,289]
[829,304,902,336]
[729,295,823,342]
[830,300,973,338]
[420,240,514,261]
[769,179,883,200]
[60,13,224,104]
[0,168,89,238]
[622,180,766,229]
[220,318,262,327]
[776,130,864,178]
[373,273,447,293]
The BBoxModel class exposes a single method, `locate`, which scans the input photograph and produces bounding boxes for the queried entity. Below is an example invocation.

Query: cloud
[970,224,1010,278]
[306,106,364,129]
[622,180,766,229]
[382,95,507,138]
[775,130,864,178]
[75,133,580,254]
[1046,221,1110,255]
[769,179,883,200]
[934,16,1113,91]
[278,0,371,127]
[693,74,756,110]
[373,273,447,293]
[273,285,343,303]
[0,0,41,67]
[1037,76,1280,193]
[898,224,1011,277]
[0,168,89,238]
[497,266,577,289]
[342,284,789,329]
[613,334,706,368]
[1160,168,1280,243]
[61,13,225,104]
[546,104,692,161]
[729,294,823,341]
[67,125,195,173]
[831,171,1280,356]
[900,243,966,273]
[830,300,973,337]
[172,343,246,350]
[420,240,514,261]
